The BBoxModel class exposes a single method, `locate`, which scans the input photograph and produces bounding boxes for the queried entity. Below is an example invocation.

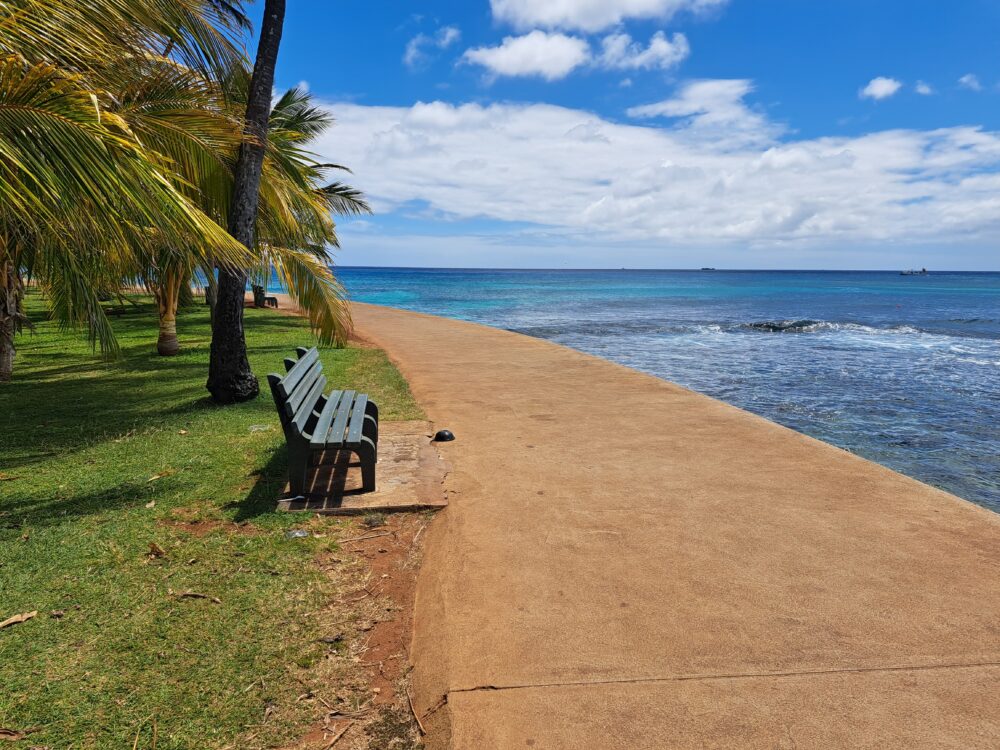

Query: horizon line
[331,265,1000,273]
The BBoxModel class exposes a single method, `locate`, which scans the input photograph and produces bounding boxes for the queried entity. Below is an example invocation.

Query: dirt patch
[279,512,431,750]
[343,513,426,706]
[158,515,260,538]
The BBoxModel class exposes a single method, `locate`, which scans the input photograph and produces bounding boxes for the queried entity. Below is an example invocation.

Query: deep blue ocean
[321,267,1000,512]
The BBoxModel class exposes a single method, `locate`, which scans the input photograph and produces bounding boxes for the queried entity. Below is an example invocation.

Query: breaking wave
[740,320,923,335]
[511,319,932,338]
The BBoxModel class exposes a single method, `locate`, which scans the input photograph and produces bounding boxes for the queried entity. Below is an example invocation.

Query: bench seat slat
[327,389,356,445]
[279,347,319,396]
[345,394,369,445]
[309,390,343,448]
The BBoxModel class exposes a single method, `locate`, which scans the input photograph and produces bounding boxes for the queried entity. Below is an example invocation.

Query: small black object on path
[433,429,455,443]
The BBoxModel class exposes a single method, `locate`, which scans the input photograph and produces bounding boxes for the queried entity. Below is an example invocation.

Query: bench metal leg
[287,445,310,497]
[355,437,377,493]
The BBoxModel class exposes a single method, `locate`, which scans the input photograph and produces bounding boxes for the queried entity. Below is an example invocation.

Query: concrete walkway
[352,303,1000,749]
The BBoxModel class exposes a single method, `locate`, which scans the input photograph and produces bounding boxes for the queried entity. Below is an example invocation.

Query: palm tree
[114,49,371,356]
[207,0,286,403]
[111,58,243,355]
[0,0,251,379]
[1,1,365,378]
[0,56,249,379]
[132,77,369,356]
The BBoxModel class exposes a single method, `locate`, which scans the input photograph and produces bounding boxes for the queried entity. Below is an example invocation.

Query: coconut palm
[0,0,252,379]
[0,57,250,379]
[110,58,243,355]
[1,0,366,380]
[119,64,369,356]
[207,0,285,403]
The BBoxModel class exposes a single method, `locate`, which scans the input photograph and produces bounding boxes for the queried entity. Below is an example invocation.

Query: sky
[247,1,1000,270]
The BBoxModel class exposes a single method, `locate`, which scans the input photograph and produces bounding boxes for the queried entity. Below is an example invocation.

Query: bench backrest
[267,347,325,439]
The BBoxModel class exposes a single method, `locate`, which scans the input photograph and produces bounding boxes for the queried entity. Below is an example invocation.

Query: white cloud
[315,91,1000,251]
[404,25,461,69]
[598,31,690,70]
[463,31,590,80]
[860,77,902,100]
[959,73,982,91]
[627,79,778,146]
[491,0,728,32]
[464,30,692,81]
[438,27,461,47]
[915,81,934,96]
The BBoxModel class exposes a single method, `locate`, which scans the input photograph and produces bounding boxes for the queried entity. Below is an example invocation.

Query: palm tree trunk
[154,269,182,356]
[0,258,16,382]
[206,0,286,404]
[203,262,217,319]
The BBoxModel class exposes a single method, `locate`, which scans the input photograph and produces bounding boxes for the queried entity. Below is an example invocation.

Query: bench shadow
[227,448,373,522]
[228,446,288,522]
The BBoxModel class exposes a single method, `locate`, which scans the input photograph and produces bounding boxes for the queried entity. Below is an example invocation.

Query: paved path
[352,303,1000,749]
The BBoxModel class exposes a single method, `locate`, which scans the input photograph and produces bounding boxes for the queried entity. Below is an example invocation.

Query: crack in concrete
[450,660,1000,695]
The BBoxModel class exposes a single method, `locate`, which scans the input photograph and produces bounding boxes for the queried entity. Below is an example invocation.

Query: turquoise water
[309,268,1000,511]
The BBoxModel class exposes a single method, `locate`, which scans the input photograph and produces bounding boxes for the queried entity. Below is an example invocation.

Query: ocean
[324,267,1000,512]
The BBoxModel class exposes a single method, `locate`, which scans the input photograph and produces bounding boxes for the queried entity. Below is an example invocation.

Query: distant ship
[900,268,929,276]
[700,267,716,271]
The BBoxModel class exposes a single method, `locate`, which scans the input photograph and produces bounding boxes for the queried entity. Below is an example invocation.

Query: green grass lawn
[0,292,422,748]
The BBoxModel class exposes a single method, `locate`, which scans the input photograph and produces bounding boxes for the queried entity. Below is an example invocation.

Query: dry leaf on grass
[173,591,221,604]
[147,469,175,482]
[147,542,166,559]
[0,472,17,481]
[145,500,156,509]
[0,611,37,629]
[0,727,30,740]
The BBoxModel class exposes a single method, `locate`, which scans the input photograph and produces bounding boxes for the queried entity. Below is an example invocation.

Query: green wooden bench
[252,284,278,308]
[267,347,379,496]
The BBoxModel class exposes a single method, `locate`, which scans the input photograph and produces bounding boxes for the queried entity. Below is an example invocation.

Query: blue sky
[247,1,1000,269]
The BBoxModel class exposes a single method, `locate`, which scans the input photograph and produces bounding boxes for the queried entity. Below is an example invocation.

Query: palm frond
[317,182,371,217]
[0,0,246,81]
[267,245,352,346]
[0,56,247,262]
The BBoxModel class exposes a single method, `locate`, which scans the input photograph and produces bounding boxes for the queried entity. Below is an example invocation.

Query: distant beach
[310,268,1000,511]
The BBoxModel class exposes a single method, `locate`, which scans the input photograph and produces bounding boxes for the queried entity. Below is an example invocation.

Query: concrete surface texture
[277,421,448,515]
[351,302,1000,749]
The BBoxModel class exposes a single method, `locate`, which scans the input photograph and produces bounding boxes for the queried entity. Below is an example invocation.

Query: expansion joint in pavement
[449,660,1000,695]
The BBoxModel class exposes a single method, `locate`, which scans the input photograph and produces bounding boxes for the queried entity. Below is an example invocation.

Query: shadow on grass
[228,445,289,522]
[0,479,159,531]
[2,297,335,529]
[1,364,236,468]
[1,320,305,469]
